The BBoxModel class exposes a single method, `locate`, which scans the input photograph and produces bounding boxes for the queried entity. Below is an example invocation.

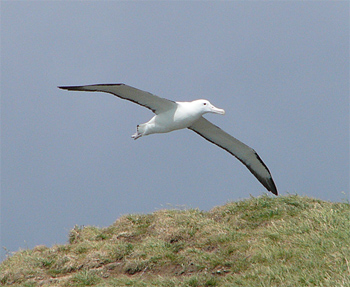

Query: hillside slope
[1,195,349,287]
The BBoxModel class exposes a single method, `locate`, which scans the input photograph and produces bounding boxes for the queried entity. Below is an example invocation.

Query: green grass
[1,195,349,286]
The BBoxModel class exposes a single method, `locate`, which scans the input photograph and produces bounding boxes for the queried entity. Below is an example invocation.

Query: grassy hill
[1,195,349,287]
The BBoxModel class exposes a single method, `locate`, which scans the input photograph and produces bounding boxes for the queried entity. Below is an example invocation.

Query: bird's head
[194,99,225,115]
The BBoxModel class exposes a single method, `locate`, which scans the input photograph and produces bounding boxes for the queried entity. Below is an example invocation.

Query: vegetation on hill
[1,195,349,287]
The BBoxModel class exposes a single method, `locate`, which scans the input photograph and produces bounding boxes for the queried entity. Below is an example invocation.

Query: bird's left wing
[58,84,176,114]
[189,117,278,195]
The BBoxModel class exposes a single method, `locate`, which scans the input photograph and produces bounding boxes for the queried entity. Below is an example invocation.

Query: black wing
[189,117,278,195]
[58,83,176,114]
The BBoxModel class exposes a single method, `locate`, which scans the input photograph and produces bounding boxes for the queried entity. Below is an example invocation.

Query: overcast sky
[1,1,349,259]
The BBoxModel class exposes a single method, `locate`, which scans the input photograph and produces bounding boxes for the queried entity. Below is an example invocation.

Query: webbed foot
[132,132,142,140]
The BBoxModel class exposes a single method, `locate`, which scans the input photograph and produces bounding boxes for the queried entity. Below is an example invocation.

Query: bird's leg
[132,132,142,140]
[131,125,142,140]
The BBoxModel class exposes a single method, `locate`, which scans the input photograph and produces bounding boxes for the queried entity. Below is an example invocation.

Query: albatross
[58,84,278,195]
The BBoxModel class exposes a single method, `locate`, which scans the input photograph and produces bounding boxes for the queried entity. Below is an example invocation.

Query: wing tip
[270,188,278,196]
[58,83,125,91]
[267,178,278,196]
[58,85,84,91]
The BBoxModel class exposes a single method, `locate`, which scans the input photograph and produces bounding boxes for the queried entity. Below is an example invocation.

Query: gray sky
[1,1,349,259]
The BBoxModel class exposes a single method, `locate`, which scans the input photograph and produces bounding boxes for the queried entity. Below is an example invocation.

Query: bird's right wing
[58,84,176,114]
[189,117,278,195]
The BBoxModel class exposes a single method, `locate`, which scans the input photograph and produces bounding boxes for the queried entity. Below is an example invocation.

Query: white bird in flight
[59,84,278,195]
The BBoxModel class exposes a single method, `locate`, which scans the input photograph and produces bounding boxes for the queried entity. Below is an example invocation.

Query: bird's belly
[146,112,200,135]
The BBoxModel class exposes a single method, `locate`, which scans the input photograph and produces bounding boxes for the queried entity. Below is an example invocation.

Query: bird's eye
[203,103,207,105]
